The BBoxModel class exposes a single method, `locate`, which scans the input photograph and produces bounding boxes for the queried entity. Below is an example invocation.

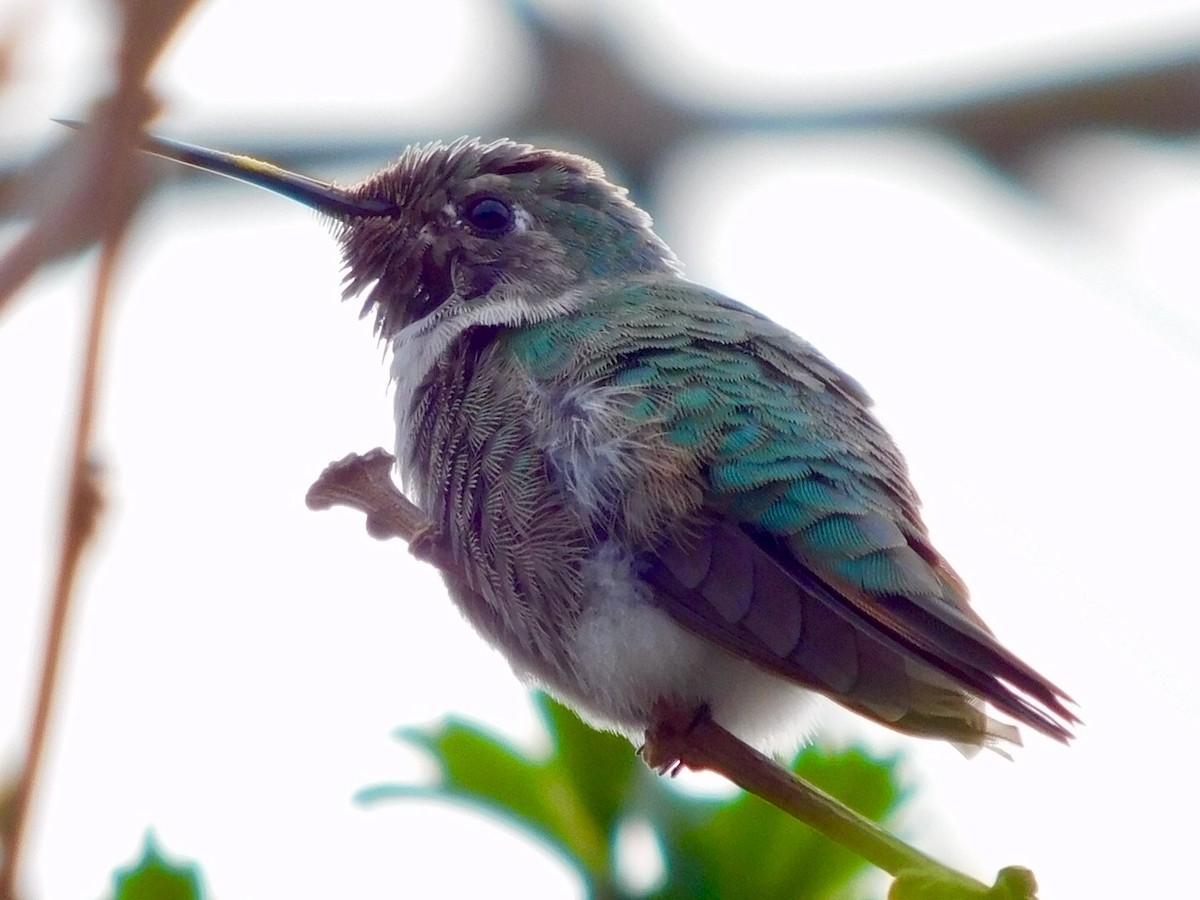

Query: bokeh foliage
[102,696,907,897]
[359,694,907,898]
[111,833,203,900]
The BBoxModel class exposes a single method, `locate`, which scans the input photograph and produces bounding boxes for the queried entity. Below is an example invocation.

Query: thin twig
[305,449,1038,900]
[306,449,427,541]
[305,449,456,571]
[0,4,200,893]
[0,232,122,900]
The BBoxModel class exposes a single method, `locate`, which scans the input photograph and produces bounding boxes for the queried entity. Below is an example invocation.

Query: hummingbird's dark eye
[462,196,515,236]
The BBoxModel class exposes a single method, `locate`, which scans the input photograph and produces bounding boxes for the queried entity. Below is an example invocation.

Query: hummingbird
[137,132,1076,757]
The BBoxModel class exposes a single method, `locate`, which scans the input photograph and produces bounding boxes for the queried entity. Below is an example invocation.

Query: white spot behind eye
[513,205,533,233]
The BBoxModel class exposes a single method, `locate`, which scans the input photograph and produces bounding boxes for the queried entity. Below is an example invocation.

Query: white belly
[552,541,823,757]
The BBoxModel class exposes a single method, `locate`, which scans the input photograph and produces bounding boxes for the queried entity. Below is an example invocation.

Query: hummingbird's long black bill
[54,119,396,219]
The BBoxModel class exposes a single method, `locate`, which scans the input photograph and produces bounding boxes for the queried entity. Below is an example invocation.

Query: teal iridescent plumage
[137,132,1078,754]
[498,277,1073,746]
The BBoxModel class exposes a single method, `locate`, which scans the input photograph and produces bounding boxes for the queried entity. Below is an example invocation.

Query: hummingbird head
[136,132,680,339]
[336,139,681,338]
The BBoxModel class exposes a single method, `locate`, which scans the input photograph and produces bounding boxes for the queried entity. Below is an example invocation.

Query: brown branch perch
[306,449,1039,900]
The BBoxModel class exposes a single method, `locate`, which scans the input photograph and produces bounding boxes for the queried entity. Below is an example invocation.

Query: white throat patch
[388,289,589,479]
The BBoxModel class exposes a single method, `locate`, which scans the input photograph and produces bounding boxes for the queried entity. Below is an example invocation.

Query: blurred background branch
[0,0,197,312]
[5,2,1200,254]
[0,2,197,897]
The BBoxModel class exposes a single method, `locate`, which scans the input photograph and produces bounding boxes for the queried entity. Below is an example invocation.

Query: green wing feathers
[509,279,1077,746]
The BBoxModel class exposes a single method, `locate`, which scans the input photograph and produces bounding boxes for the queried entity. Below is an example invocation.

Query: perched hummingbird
[140,133,1076,756]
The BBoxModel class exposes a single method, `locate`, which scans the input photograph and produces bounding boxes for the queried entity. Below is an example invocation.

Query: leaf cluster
[358,694,905,899]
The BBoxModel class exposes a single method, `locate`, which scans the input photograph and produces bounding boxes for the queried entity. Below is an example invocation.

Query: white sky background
[3,0,1200,896]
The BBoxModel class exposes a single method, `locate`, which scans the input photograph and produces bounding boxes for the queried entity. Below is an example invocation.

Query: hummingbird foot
[639,701,712,776]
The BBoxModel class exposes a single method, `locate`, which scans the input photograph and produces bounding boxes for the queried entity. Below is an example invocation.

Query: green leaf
[111,832,204,900]
[535,693,642,836]
[358,713,618,890]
